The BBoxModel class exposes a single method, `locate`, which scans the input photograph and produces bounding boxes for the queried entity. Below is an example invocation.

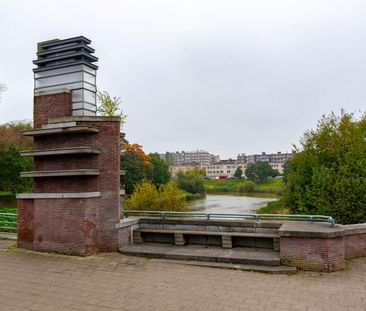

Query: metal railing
[0,212,17,232]
[124,210,336,226]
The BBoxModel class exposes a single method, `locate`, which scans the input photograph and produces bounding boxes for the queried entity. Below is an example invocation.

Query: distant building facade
[236,151,292,175]
[161,150,219,167]
[169,163,201,177]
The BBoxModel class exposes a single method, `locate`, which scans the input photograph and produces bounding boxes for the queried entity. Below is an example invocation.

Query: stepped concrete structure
[17,36,122,256]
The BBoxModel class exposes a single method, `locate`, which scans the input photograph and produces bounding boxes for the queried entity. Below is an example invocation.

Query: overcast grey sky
[1,0,366,158]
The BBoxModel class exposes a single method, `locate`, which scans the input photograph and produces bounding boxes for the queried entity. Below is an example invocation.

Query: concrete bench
[133,228,280,250]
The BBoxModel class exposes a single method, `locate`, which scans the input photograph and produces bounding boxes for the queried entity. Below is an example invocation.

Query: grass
[256,200,289,214]
[254,178,283,190]
[0,207,17,232]
[204,178,284,194]
[0,192,12,197]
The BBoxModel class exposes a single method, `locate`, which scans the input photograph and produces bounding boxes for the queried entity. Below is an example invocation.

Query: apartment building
[162,150,219,166]
[236,151,292,174]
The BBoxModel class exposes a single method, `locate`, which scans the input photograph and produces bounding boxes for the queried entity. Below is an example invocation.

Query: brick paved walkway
[0,240,365,311]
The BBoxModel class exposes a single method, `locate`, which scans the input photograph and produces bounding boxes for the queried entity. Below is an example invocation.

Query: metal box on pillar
[17,36,122,256]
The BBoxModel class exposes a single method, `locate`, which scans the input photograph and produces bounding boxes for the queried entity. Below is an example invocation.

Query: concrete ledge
[20,169,100,178]
[41,122,77,129]
[34,89,70,96]
[48,116,121,123]
[16,192,101,199]
[116,218,140,229]
[343,224,366,236]
[20,147,101,157]
[279,222,345,238]
[22,125,99,136]
[138,217,284,229]
[136,228,279,238]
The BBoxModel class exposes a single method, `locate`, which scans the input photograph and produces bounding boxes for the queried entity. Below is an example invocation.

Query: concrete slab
[22,125,100,136]
[119,243,281,267]
[157,259,297,274]
[0,232,17,240]
[20,169,100,177]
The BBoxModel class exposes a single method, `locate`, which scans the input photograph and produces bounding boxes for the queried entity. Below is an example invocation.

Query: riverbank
[204,178,283,194]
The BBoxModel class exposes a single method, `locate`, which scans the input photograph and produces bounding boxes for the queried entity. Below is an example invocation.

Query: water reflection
[189,194,277,214]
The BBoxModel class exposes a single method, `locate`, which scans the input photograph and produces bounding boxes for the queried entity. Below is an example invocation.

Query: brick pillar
[17,92,121,256]
[33,91,71,128]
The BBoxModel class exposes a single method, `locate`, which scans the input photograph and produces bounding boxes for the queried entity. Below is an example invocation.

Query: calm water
[188,194,277,214]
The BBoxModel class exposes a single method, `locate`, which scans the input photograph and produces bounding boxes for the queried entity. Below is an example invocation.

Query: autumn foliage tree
[120,143,152,194]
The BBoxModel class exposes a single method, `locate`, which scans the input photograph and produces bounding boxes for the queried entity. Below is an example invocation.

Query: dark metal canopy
[33,36,98,72]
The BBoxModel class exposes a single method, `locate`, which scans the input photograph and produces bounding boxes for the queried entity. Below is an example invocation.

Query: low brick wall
[118,218,366,272]
[343,225,366,259]
[280,236,345,272]
[279,222,366,272]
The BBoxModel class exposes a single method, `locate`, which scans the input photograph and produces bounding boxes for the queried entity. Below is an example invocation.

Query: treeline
[120,144,206,210]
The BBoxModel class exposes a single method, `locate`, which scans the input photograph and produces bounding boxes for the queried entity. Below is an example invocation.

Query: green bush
[236,180,256,193]
[125,180,159,210]
[125,180,187,211]
[177,169,205,194]
[282,112,366,224]
[159,181,187,211]
[257,200,289,214]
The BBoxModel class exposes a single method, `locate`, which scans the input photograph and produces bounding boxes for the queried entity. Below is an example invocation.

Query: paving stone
[0,245,366,310]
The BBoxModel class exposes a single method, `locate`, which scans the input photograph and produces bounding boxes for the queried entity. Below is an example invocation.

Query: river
[188,194,277,214]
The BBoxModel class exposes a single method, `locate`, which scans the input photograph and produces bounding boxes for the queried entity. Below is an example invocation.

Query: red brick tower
[17,36,121,256]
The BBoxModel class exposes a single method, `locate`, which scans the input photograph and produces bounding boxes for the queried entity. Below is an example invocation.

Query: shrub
[125,180,158,210]
[125,180,187,211]
[257,200,289,214]
[236,180,256,193]
[176,169,205,194]
[159,181,187,211]
[282,112,366,224]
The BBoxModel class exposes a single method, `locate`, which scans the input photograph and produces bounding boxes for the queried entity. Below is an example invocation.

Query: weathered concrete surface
[1,240,366,311]
[120,243,281,266]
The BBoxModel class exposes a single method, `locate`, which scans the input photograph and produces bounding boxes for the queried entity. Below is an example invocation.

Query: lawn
[204,178,284,194]
[0,207,17,232]
[0,191,12,196]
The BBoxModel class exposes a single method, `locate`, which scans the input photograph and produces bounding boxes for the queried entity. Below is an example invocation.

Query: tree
[0,147,32,193]
[0,122,33,193]
[164,152,176,166]
[149,153,171,188]
[282,112,366,224]
[245,161,276,183]
[233,167,243,178]
[96,91,127,126]
[176,169,205,195]
[120,144,152,194]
